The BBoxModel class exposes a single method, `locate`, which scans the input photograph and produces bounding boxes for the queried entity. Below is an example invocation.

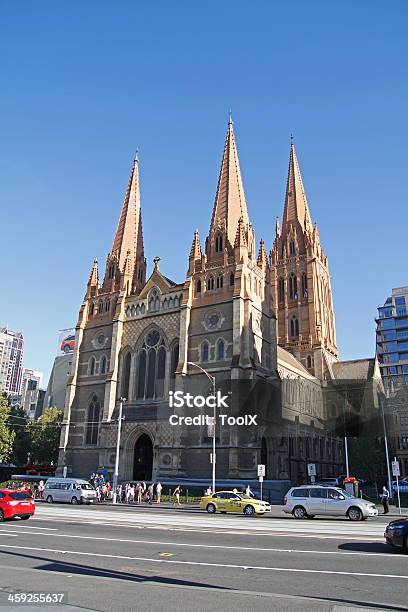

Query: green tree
[0,395,16,462]
[348,436,387,482]
[30,407,63,467]
[9,405,31,466]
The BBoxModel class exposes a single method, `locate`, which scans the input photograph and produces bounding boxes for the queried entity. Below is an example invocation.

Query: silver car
[44,478,97,505]
[283,485,378,521]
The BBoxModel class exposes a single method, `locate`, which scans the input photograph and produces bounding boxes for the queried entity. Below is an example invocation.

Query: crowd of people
[90,473,183,505]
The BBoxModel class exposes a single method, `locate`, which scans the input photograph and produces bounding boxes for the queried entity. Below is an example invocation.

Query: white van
[44,478,97,505]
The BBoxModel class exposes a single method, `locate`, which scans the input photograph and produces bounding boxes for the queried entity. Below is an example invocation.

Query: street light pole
[112,397,125,505]
[343,395,350,477]
[186,362,216,493]
[380,393,393,500]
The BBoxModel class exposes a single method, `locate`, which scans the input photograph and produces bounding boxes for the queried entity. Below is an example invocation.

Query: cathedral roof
[277,346,316,380]
[332,358,377,381]
[281,143,313,238]
[209,115,250,249]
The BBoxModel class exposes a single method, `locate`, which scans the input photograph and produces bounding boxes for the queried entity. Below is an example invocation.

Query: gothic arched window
[196,279,201,293]
[230,273,235,286]
[171,343,179,385]
[278,277,285,301]
[89,357,96,376]
[215,234,223,253]
[216,275,223,289]
[89,303,94,316]
[122,352,131,399]
[108,264,115,279]
[217,339,225,361]
[201,341,209,363]
[290,317,299,337]
[207,277,214,291]
[148,288,160,312]
[136,330,167,400]
[289,241,295,256]
[86,395,100,445]
[307,355,312,369]
[100,356,107,375]
[301,273,308,298]
[288,274,297,300]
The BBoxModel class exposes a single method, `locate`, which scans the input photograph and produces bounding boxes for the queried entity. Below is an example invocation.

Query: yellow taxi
[199,490,271,516]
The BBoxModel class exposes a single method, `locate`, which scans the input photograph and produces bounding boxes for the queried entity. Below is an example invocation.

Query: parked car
[283,485,378,521]
[392,478,408,494]
[0,489,35,521]
[200,491,271,515]
[313,478,340,487]
[384,518,408,552]
[44,478,97,504]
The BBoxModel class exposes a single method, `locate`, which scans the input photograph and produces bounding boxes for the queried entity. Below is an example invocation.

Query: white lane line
[0,530,397,558]
[0,534,18,537]
[0,543,407,580]
[4,525,58,531]
[29,517,383,540]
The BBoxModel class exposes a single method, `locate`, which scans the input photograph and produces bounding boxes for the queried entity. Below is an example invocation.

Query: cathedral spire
[189,229,202,260]
[86,258,99,297]
[110,157,143,273]
[257,239,267,269]
[209,116,250,250]
[282,144,312,238]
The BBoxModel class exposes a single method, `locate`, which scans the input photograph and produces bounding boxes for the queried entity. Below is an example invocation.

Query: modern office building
[20,369,45,420]
[0,327,24,395]
[376,286,408,390]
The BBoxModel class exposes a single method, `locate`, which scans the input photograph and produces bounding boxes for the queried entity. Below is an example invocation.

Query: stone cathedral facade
[58,118,352,484]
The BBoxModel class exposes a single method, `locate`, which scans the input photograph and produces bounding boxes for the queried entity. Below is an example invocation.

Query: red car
[0,489,35,521]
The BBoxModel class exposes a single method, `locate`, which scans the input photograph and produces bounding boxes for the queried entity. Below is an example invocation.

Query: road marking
[0,543,407,580]
[159,552,175,557]
[0,529,394,557]
[0,534,18,537]
[4,525,57,531]
[28,517,383,541]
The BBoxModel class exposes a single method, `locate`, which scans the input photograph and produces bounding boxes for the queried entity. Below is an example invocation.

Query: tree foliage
[9,404,31,465]
[0,395,16,462]
[30,407,63,467]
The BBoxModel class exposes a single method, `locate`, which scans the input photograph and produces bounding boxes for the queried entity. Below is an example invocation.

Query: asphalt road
[0,504,407,612]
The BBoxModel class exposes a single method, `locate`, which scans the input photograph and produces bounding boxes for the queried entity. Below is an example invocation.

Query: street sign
[258,476,264,482]
[210,452,216,464]
[307,463,316,477]
[392,460,400,477]
[257,464,266,477]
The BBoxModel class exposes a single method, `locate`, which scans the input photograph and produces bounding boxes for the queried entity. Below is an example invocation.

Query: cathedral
[58,117,374,485]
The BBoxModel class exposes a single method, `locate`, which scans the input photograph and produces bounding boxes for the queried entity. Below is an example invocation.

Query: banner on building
[57,328,75,355]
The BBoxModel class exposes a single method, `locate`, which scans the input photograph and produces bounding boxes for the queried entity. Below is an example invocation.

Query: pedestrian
[173,485,182,506]
[206,486,212,496]
[136,483,142,503]
[148,483,154,505]
[38,480,44,500]
[381,485,390,514]
[245,484,254,497]
[156,481,162,504]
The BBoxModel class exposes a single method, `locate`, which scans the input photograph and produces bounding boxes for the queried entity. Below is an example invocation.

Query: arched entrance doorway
[133,434,153,481]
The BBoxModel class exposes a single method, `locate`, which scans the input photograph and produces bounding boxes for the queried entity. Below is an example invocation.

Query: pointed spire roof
[234,217,247,248]
[210,115,250,249]
[282,144,312,237]
[257,239,267,268]
[189,229,202,259]
[111,157,143,272]
[88,258,99,287]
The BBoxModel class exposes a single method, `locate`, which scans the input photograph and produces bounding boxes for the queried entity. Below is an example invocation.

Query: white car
[283,485,378,521]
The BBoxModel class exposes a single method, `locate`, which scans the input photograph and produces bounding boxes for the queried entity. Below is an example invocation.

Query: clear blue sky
[1,1,407,383]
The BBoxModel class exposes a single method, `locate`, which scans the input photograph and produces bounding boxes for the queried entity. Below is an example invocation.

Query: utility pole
[381,393,393,500]
[343,394,350,477]
[186,362,216,494]
[112,397,125,505]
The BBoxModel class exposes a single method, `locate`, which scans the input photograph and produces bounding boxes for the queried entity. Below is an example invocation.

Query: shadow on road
[0,549,231,590]
[338,541,406,555]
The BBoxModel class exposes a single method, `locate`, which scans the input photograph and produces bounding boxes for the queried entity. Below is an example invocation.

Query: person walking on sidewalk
[381,485,390,514]
[173,485,182,506]
[156,482,162,504]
